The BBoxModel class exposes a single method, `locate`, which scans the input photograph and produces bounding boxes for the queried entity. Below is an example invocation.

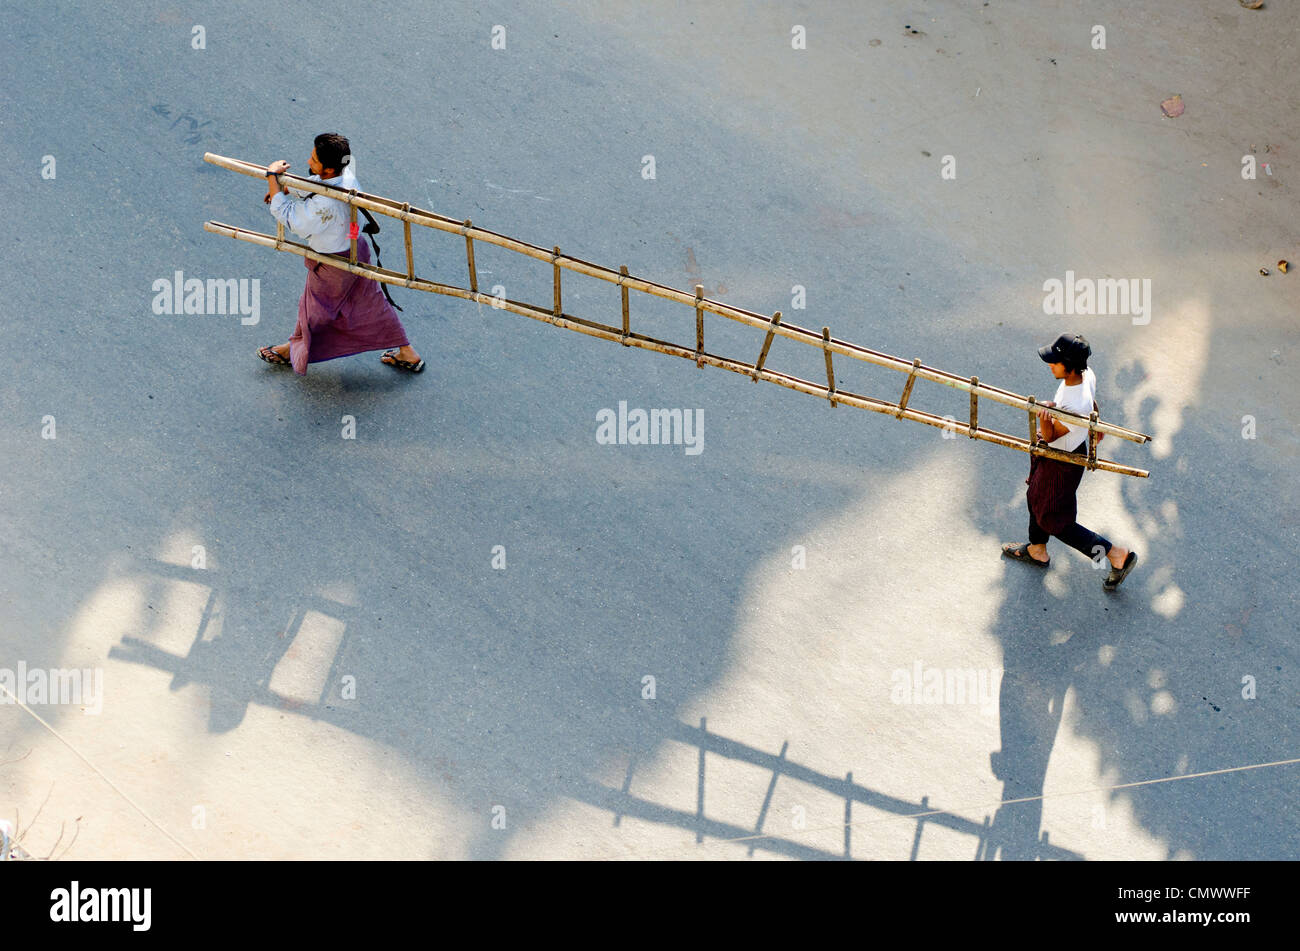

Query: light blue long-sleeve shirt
[268,172,356,254]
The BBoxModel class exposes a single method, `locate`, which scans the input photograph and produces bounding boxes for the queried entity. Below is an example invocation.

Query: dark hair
[313,132,350,174]
[1062,333,1090,374]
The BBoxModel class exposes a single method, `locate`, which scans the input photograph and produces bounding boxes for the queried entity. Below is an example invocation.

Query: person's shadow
[984,586,1092,860]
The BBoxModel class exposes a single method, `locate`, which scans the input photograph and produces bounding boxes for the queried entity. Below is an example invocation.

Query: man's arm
[1036,401,1066,442]
[264,159,290,204]
[263,159,321,241]
[1038,399,1107,444]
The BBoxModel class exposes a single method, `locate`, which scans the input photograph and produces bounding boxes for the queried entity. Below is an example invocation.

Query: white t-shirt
[1047,367,1097,452]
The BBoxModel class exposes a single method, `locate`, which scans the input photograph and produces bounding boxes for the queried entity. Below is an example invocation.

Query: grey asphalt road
[1,0,1296,860]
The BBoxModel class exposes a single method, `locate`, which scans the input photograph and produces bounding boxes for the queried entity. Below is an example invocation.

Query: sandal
[1001,542,1050,567]
[258,346,290,366]
[1103,551,1138,591]
[381,349,425,373]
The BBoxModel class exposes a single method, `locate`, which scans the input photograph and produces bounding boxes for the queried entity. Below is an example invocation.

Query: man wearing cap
[1001,333,1139,591]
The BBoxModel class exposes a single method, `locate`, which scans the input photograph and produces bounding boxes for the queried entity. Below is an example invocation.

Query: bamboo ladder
[202,152,1153,477]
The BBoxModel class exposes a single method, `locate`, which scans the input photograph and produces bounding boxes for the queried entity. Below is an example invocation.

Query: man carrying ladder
[1002,333,1139,591]
[256,133,425,375]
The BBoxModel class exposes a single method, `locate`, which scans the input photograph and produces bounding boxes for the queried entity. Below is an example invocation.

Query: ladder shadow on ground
[109,597,1081,860]
[588,717,1083,861]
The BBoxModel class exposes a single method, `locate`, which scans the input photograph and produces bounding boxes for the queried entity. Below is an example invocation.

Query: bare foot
[1107,545,1130,569]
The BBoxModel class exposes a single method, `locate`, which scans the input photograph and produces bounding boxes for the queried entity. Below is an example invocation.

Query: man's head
[310,132,350,178]
[1038,332,1090,379]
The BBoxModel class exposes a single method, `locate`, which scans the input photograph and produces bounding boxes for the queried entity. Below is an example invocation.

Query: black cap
[1038,333,1091,367]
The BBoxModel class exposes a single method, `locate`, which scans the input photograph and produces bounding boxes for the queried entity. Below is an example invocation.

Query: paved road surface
[1,1,1296,859]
